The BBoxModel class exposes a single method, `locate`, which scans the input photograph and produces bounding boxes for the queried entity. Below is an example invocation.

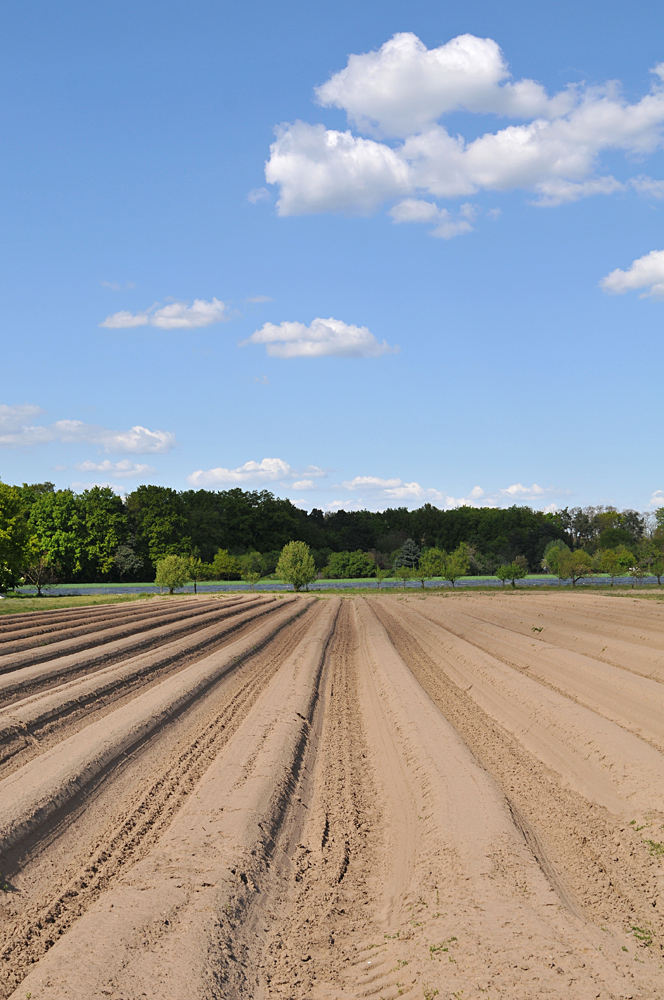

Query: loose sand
[1,591,663,998]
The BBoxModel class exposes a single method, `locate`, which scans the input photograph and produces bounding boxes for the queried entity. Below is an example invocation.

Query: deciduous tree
[496,556,527,588]
[417,547,446,587]
[276,541,317,591]
[558,549,593,587]
[186,554,205,594]
[541,540,569,580]
[240,551,264,588]
[210,548,241,580]
[598,546,632,585]
[0,481,30,592]
[155,554,189,594]
[441,544,470,588]
[22,540,57,596]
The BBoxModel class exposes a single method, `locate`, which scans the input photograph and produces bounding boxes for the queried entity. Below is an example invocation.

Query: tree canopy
[2,480,661,588]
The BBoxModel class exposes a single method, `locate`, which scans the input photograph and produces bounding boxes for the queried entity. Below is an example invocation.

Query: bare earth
[1,591,663,999]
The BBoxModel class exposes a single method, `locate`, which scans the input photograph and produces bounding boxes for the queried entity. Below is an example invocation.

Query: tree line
[0,479,662,591]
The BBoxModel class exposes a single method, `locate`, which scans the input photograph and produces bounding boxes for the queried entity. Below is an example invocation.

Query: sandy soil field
[1,590,663,999]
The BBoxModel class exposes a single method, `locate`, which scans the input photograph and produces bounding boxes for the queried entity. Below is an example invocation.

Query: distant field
[1,580,663,615]
[0,592,163,615]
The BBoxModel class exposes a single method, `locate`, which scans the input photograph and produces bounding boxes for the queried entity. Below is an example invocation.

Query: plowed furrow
[0,596,264,669]
[262,600,386,998]
[0,597,273,704]
[3,594,663,1000]
[0,598,184,632]
[0,599,323,997]
[0,597,295,778]
[371,598,664,951]
[0,600,237,655]
[412,595,664,682]
[0,596,230,644]
[404,599,664,752]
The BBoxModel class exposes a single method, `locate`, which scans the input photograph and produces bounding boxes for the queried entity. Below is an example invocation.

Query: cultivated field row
[0,591,663,999]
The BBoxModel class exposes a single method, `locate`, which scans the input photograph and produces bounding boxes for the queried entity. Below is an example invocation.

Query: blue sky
[1,0,663,513]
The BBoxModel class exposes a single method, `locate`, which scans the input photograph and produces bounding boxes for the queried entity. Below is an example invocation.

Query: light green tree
[0,481,30,592]
[558,548,594,587]
[394,564,415,588]
[635,539,664,586]
[598,546,632,585]
[155,554,190,594]
[651,551,664,586]
[541,540,569,582]
[186,554,204,594]
[276,541,317,591]
[509,555,528,587]
[441,544,470,588]
[374,566,391,589]
[210,548,241,580]
[240,551,264,588]
[22,539,57,596]
[495,557,527,588]
[417,547,446,588]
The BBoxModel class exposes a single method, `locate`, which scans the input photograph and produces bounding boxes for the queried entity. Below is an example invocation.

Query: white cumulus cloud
[101,297,228,330]
[242,317,397,358]
[187,458,326,488]
[266,121,410,215]
[600,249,664,298]
[0,404,175,454]
[265,33,664,223]
[315,32,569,138]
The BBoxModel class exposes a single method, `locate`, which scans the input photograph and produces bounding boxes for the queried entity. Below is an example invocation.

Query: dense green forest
[1,479,662,589]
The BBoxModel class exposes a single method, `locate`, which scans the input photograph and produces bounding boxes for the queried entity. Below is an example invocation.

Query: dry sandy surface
[1,590,663,999]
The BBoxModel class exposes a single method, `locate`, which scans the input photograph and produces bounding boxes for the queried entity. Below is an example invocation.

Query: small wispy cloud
[389,200,478,238]
[75,459,155,478]
[336,475,563,510]
[630,175,664,199]
[248,187,270,204]
[0,403,175,454]
[500,482,546,497]
[246,294,274,303]
[70,480,127,494]
[101,297,228,329]
[342,475,445,503]
[187,457,326,488]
